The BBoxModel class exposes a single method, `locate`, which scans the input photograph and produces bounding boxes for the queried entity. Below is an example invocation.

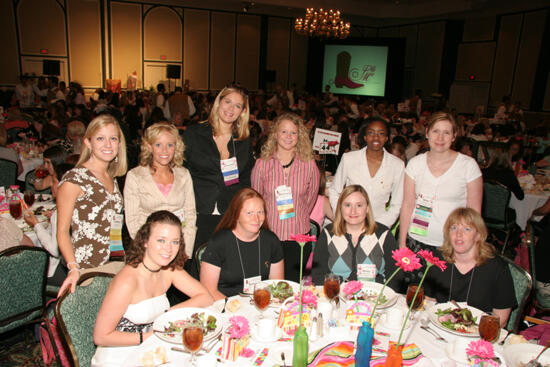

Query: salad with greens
[163,312,217,336]
[435,307,478,333]
[267,281,294,302]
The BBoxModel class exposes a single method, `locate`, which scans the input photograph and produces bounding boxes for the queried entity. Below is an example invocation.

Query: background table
[510,191,550,230]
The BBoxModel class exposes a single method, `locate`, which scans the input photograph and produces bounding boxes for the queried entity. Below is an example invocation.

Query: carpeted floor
[0,326,59,367]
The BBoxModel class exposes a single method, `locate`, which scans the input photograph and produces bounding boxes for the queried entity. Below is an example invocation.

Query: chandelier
[294,8,351,39]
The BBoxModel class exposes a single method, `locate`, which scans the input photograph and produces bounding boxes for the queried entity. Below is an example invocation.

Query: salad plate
[340,281,398,309]
[263,279,300,303]
[503,343,550,367]
[153,308,222,344]
[427,302,483,337]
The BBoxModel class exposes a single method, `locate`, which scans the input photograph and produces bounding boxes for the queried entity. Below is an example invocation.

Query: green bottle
[293,326,309,367]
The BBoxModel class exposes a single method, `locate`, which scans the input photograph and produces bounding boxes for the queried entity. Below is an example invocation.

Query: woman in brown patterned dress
[57,114,128,296]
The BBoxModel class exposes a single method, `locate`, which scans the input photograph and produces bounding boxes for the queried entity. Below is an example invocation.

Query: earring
[114,156,119,163]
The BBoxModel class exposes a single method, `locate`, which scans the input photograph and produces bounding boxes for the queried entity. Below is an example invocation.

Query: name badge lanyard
[448,264,475,303]
[221,137,239,186]
[235,234,262,279]
[274,158,295,220]
[410,169,438,237]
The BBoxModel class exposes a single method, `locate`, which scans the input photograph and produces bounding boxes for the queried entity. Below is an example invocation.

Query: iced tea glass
[406,284,424,319]
[253,282,271,319]
[479,313,500,343]
[23,190,35,207]
[324,273,341,304]
[9,199,22,219]
[183,325,204,366]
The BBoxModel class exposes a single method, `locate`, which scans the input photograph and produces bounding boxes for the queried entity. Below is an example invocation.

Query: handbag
[39,298,71,367]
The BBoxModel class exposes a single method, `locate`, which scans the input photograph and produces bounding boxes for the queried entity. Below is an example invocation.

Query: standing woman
[57,114,127,295]
[252,112,319,282]
[183,85,254,263]
[399,112,483,254]
[124,122,196,259]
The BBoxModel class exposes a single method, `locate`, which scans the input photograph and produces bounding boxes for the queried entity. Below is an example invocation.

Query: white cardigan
[124,165,197,258]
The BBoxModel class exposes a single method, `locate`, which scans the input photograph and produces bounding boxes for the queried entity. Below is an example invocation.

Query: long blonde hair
[441,207,496,265]
[206,85,250,140]
[139,122,184,168]
[260,112,314,161]
[333,185,376,236]
[77,114,127,177]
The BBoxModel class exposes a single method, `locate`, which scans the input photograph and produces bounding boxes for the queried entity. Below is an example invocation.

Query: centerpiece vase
[355,321,374,366]
[385,344,404,367]
[293,325,309,367]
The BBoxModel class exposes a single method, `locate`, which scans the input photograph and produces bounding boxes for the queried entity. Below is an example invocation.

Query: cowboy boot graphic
[334,51,364,89]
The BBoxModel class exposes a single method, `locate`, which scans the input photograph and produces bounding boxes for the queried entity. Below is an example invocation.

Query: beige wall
[267,18,291,88]
[235,15,261,89]
[18,0,67,56]
[111,2,142,88]
[210,12,236,89]
[0,1,19,85]
[183,9,209,90]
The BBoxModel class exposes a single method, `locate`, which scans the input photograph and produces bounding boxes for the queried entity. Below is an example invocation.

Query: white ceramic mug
[385,308,404,329]
[451,338,470,362]
[317,301,333,320]
[257,317,277,339]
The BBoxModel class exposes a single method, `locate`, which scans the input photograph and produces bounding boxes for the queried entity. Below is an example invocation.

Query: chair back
[0,246,48,335]
[309,219,320,239]
[55,272,113,367]
[194,242,208,275]
[501,255,532,333]
[482,181,512,227]
[0,158,18,189]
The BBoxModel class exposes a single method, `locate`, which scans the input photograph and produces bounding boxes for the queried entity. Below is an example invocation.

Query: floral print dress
[60,167,123,268]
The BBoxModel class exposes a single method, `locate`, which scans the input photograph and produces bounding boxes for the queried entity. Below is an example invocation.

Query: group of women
[50,84,516,365]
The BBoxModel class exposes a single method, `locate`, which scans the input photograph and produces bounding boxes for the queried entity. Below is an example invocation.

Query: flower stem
[396,264,432,346]
[368,268,401,324]
[298,242,304,327]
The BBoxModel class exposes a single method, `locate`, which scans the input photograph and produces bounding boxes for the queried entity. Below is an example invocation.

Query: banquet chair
[0,158,18,188]
[482,181,516,255]
[310,219,320,239]
[194,242,208,275]
[0,246,49,335]
[55,272,114,367]
[526,221,550,312]
[501,255,532,333]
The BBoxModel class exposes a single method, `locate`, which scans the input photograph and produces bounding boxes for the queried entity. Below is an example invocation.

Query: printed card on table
[313,128,342,155]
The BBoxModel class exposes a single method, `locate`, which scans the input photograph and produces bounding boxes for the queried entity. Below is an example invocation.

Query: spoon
[281,352,287,367]
[525,344,550,367]
[420,318,447,343]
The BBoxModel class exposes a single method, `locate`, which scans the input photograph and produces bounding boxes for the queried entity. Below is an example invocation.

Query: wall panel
[413,21,445,95]
[379,27,399,38]
[144,7,181,61]
[18,0,66,56]
[512,10,547,108]
[455,42,495,82]
[184,9,209,90]
[463,16,495,42]
[289,32,308,90]
[489,14,522,106]
[267,18,290,87]
[0,0,19,85]
[235,14,260,90]
[21,56,68,82]
[111,2,141,88]
[210,12,235,90]
[67,0,102,87]
[399,25,418,68]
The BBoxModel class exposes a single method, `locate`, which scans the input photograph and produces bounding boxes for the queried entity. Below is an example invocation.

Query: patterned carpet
[0,326,59,367]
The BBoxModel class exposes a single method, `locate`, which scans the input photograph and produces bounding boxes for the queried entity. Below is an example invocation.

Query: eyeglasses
[366,130,387,137]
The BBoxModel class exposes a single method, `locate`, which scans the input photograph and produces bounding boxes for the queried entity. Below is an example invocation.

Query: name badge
[173,208,186,228]
[243,275,262,293]
[357,263,377,282]
[275,185,295,220]
[220,157,239,186]
[410,193,435,237]
[109,214,125,259]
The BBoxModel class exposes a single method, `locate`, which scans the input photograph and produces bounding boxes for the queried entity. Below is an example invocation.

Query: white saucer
[377,313,413,331]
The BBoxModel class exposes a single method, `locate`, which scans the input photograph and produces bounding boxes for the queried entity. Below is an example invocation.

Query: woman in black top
[183,85,254,261]
[482,147,524,200]
[200,188,284,299]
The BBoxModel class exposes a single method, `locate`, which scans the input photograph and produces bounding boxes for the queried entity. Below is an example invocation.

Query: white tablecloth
[122,295,510,367]
[19,156,42,181]
[510,192,550,230]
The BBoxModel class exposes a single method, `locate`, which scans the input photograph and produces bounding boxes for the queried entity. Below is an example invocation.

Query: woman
[32,145,67,195]
[399,112,483,253]
[424,208,516,327]
[482,147,524,200]
[183,85,254,263]
[329,117,404,229]
[124,122,196,259]
[311,185,401,290]
[92,211,213,367]
[56,114,127,296]
[251,112,319,282]
[200,188,284,300]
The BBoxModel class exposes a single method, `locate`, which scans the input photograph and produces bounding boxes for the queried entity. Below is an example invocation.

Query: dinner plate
[153,308,223,344]
[445,342,505,366]
[503,343,550,367]
[340,281,398,309]
[263,279,300,303]
[427,302,483,337]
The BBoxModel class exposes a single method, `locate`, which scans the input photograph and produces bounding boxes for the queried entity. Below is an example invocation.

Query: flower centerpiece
[466,340,500,367]
[385,250,447,367]
[289,233,317,367]
[221,316,251,361]
[277,289,318,335]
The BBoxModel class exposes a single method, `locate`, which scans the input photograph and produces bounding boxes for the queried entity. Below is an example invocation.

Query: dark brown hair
[126,210,188,269]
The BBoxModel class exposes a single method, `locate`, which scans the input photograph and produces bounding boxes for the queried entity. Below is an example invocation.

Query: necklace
[142,261,161,273]
[448,263,475,303]
[281,156,295,169]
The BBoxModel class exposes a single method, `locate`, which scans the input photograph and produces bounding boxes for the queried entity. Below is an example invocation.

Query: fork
[420,319,447,343]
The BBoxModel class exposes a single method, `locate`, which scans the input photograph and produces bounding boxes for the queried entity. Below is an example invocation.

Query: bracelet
[68,268,80,274]
[67,262,80,269]
[139,331,143,344]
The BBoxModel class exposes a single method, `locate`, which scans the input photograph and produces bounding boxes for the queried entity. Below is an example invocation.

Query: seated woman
[482,147,524,200]
[92,211,213,367]
[311,185,402,291]
[424,207,517,327]
[200,188,284,300]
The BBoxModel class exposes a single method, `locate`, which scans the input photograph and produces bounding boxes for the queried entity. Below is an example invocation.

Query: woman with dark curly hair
[92,211,212,366]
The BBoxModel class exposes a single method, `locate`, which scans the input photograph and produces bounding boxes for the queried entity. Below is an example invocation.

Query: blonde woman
[311,185,400,288]
[252,112,319,282]
[57,114,128,295]
[183,85,254,262]
[424,208,516,327]
[124,122,196,258]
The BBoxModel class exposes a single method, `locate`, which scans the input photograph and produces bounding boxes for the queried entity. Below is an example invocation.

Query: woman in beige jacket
[124,122,197,258]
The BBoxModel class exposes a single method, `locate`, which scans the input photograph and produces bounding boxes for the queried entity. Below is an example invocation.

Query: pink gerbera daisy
[290,234,317,244]
[392,248,422,272]
[418,250,447,271]
[466,340,495,359]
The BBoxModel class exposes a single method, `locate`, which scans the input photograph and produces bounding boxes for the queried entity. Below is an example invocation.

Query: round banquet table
[121,294,512,367]
[510,191,550,230]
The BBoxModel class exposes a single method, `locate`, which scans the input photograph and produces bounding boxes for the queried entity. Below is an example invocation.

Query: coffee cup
[451,338,470,362]
[317,301,333,320]
[257,317,277,339]
[385,308,404,329]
